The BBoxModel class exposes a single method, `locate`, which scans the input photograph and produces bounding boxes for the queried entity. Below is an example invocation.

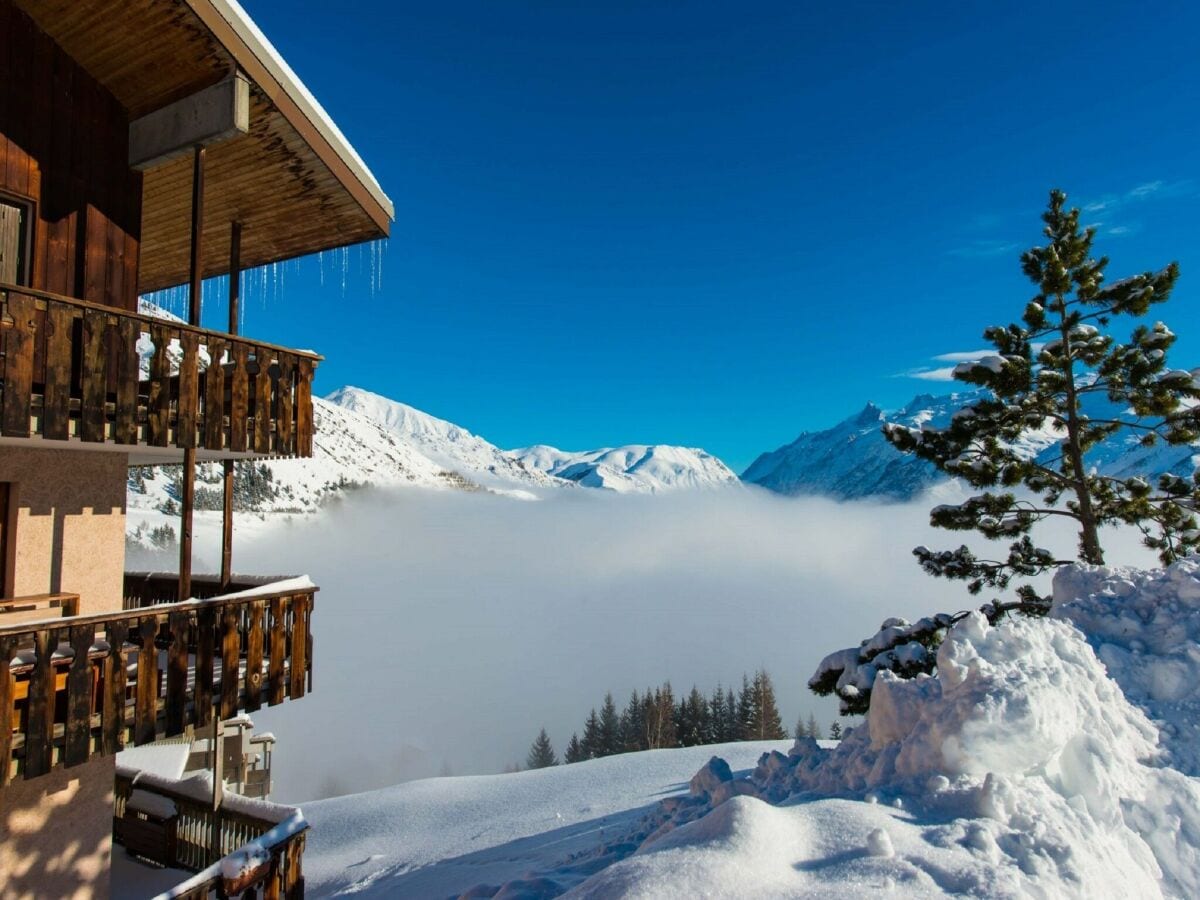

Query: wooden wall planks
[0,1,141,311]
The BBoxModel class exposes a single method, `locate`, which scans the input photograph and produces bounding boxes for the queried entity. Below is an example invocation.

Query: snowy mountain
[744,389,1200,500]
[513,444,739,493]
[323,386,558,494]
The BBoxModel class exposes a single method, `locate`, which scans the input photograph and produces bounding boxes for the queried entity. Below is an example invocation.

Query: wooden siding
[0,1,141,312]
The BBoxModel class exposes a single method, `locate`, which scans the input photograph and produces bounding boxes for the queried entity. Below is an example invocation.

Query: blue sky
[179,1,1200,472]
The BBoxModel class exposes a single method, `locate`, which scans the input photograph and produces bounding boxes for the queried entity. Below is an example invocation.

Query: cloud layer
[156,486,1158,801]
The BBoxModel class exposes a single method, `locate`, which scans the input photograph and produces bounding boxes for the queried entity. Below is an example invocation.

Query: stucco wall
[0,754,115,899]
[0,445,127,615]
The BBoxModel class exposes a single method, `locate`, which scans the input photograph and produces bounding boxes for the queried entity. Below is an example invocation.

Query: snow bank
[1052,559,1200,777]
[564,611,1200,898]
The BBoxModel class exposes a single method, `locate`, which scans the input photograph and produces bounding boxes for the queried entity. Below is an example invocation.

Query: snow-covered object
[514,444,739,493]
[1053,559,1200,776]
[126,789,177,820]
[577,612,1200,898]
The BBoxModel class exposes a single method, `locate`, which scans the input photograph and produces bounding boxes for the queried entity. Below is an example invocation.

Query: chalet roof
[13,0,394,292]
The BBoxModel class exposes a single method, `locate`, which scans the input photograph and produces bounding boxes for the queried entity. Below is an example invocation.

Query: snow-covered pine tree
[564,733,585,764]
[526,728,558,769]
[813,189,1198,716]
[885,189,1195,590]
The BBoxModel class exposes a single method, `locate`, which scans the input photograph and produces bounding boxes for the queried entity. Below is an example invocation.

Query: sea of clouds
[153,484,1158,801]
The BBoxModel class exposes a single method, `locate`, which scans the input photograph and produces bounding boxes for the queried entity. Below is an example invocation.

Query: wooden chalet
[0,1,393,896]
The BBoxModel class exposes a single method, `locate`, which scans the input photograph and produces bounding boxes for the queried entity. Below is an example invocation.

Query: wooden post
[221,222,241,588]
[179,145,205,601]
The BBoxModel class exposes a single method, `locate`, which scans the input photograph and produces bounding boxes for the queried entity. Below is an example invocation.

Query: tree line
[525,670,840,770]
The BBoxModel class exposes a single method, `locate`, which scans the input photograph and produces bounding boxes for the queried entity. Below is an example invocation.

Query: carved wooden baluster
[245,600,265,712]
[220,601,242,721]
[176,331,200,449]
[229,343,250,453]
[42,301,74,440]
[102,620,128,755]
[134,617,159,745]
[204,337,227,451]
[63,624,95,767]
[0,635,16,786]
[2,292,37,437]
[276,355,294,456]
[114,316,140,444]
[268,596,285,706]
[24,627,58,778]
[194,605,216,731]
[80,308,109,442]
[296,357,314,456]
[166,611,189,736]
[254,349,272,455]
[289,594,308,699]
[148,324,172,447]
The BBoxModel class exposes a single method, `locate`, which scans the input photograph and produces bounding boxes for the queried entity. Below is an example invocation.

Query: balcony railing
[0,284,317,457]
[0,576,315,785]
[114,768,307,897]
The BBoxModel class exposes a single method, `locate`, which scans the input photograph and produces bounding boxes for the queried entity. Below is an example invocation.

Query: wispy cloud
[905,367,957,382]
[932,349,994,363]
[947,239,1020,259]
[1081,179,1193,228]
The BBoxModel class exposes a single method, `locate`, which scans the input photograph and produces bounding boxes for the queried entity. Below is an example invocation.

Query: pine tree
[723,687,738,742]
[621,690,646,752]
[581,709,602,760]
[564,733,585,764]
[676,686,709,747]
[644,683,677,749]
[806,713,820,740]
[526,728,558,769]
[599,693,621,756]
[708,686,727,744]
[793,715,806,741]
[884,189,1195,596]
[829,721,842,740]
[744,670,787,740]
[736,674,753,740]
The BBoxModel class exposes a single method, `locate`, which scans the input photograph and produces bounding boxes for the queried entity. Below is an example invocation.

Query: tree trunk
[1059,305,1105,565]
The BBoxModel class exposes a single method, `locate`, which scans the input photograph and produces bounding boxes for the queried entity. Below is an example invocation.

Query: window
[0,195,32,286]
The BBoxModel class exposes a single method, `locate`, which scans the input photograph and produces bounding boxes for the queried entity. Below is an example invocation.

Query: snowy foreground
[301,560,1200,899]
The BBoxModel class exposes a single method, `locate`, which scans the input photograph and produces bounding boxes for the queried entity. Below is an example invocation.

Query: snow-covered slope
[297,561,1200,898]
[745,388,1200,500]
[325,386,558,493]
[513,444,739,493]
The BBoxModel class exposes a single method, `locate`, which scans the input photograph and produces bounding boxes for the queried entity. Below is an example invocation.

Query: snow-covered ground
[294,559,1200,899]
[303,741,790,898]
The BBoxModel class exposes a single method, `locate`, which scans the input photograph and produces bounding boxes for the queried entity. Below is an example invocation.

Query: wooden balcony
[0,284,317,459]
[114,769,307,898]
[0,576,315,785]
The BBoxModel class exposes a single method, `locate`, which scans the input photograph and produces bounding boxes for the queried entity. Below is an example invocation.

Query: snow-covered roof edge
[197,0,394,224]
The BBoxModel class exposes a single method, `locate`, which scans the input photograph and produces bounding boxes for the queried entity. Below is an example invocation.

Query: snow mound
[1053,559,1200,777]
[567,611,1200,898]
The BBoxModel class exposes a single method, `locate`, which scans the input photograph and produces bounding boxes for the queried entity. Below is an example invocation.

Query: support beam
[180,146,206,602]
[129,74,250,171]
[221,221,242,588]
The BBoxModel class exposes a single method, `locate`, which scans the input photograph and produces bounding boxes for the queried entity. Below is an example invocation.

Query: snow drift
[565,605,1200,898]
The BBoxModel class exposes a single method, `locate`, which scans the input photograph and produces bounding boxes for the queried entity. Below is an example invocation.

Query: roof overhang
[13,0,394,292]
